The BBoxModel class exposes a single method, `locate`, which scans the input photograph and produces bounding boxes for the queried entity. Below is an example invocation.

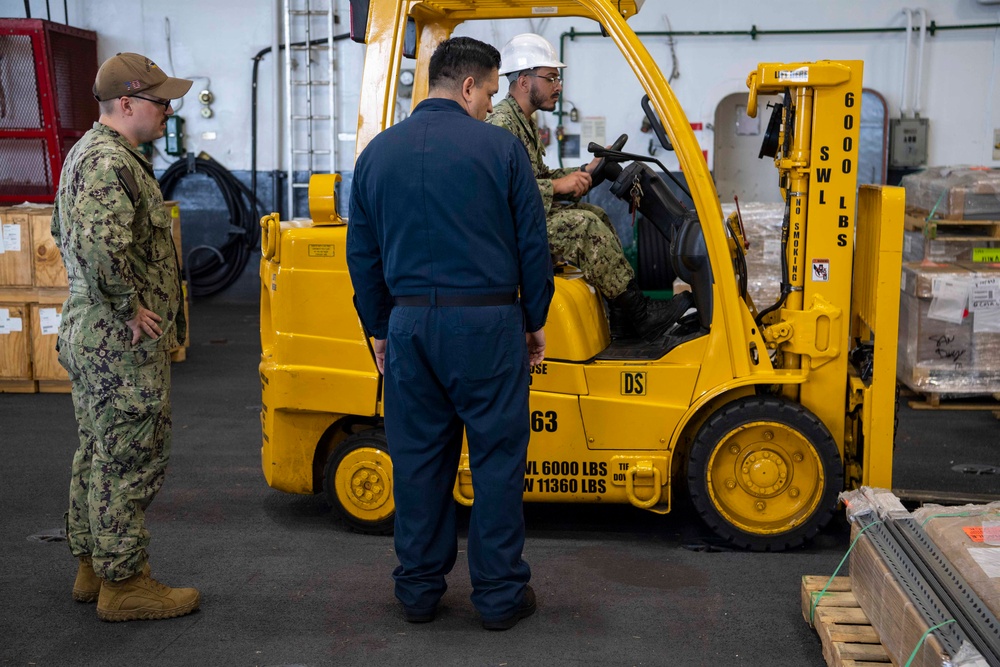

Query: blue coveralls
[346,97,553,622]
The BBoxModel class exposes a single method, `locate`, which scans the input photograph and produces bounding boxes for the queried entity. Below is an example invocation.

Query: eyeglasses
[527,73,562,85]
[128,95,172,110]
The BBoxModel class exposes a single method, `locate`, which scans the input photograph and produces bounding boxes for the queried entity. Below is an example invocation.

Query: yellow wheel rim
[334,447,395,524]
[705,420,825,536]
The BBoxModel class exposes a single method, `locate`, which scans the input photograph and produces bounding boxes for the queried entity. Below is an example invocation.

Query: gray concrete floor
[2,289,998,667]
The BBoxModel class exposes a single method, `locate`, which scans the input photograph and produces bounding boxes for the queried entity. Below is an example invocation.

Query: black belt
[393,292,517,307]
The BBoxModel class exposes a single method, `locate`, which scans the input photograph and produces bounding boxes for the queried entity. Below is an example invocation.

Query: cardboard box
[0,302,31,379]
[896,262,1000,392]
[30,303,68,381]
[0,208,34,287]
[30,208,68,288]
[912,503,1000,620]
[902,229,1000,264]
[957,261,1000,372]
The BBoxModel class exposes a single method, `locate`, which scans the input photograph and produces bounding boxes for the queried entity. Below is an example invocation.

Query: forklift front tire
[686,396,843,551]
[324,429,396,535]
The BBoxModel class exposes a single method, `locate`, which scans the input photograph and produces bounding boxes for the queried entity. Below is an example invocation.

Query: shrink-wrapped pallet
[901,167,1000,220]
[720,202,784,310]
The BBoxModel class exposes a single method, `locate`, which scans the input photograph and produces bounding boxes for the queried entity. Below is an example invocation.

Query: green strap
[903,619,957,667]
[809,520,880,624]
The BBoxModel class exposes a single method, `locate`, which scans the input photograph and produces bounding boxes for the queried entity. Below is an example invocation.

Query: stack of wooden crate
[0,205,71,392]
[0,202,188,394]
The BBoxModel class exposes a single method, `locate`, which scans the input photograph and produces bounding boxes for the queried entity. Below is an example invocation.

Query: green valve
[165,116,186,156]
[972,248,1000,263]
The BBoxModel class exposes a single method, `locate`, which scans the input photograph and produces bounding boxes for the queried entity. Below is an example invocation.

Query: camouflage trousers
[59,343,172,582]
[547,202,634,299]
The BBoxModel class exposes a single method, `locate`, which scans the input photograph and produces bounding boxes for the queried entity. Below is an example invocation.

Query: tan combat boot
[96,569,200,622]
[72,555,101,603]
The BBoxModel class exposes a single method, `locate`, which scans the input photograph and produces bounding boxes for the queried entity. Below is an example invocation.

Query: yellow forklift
[258,0,904,550]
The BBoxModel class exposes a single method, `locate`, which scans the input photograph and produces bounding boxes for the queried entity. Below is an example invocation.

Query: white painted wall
[4,0,999,174]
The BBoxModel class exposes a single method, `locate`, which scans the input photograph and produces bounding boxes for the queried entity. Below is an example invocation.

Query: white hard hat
[498,33,565,75]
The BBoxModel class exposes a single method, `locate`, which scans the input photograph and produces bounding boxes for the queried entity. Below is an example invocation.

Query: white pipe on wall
[914,7,927,117]
[900,7,913,117]
[273,0,282,175]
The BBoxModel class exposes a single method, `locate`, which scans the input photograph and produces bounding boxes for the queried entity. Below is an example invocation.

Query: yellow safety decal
[308,244,336,257]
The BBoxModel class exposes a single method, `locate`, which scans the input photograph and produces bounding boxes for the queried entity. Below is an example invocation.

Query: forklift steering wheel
[589,133,628,187]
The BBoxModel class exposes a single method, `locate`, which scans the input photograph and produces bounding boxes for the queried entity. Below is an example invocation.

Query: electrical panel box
[165,116,186,156]
[889,117,928,168]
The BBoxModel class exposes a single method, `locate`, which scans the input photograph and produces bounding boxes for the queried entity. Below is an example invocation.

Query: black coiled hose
[159,154,262,297]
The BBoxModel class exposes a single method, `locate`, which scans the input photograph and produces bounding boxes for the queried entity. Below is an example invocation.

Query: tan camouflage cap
[93,52,193,102]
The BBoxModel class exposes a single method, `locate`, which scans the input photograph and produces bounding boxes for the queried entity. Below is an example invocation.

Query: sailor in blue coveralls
[346,37,554,630]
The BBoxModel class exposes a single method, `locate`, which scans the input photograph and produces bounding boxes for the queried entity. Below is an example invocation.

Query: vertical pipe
[284,0,294,217]
[272,0,282,216]
[23,0,30,18]
[328,0,337,177]
[900,8,912,118]
[914,8,927,117]
[45,0,50,20]
[63,0,68,24]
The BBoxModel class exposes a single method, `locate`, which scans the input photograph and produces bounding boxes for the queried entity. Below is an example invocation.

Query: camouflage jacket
[487,95,581,215]
[52,122,185,352]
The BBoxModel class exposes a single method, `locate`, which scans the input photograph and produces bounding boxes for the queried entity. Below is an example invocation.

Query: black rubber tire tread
[686,396,843,551]
[324,429,395,535]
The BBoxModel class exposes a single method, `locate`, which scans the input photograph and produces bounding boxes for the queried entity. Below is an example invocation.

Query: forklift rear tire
[324,430,395,535]
[686,396,843,551]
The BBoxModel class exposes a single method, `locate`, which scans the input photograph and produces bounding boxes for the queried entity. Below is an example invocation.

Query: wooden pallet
[901,387,1000,416]
[802,575,891,667]
[905,209,1000,242]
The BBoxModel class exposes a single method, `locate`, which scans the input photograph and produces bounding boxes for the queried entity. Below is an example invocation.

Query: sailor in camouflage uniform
[488,34,680,341]
[52,52,199,622]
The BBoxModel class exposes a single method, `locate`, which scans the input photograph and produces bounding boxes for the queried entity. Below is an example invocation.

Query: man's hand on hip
[126,306,163,345]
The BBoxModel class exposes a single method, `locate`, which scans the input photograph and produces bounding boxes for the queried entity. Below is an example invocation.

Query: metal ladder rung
[284,2,339,218]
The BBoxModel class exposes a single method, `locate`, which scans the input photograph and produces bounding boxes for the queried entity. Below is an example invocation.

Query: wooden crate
[30,208,67,288]
[802,575,891,667]
[30,303,68,381]
[0,302,31,380]
[0,208,34,287]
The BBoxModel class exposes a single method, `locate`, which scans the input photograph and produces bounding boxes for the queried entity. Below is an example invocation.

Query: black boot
[609,280,693,342]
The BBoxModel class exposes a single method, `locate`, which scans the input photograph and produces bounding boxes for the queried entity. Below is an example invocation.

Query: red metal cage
[0,19,98,204]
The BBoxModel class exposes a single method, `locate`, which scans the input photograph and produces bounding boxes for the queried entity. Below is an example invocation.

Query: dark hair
[428,37,500,90]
